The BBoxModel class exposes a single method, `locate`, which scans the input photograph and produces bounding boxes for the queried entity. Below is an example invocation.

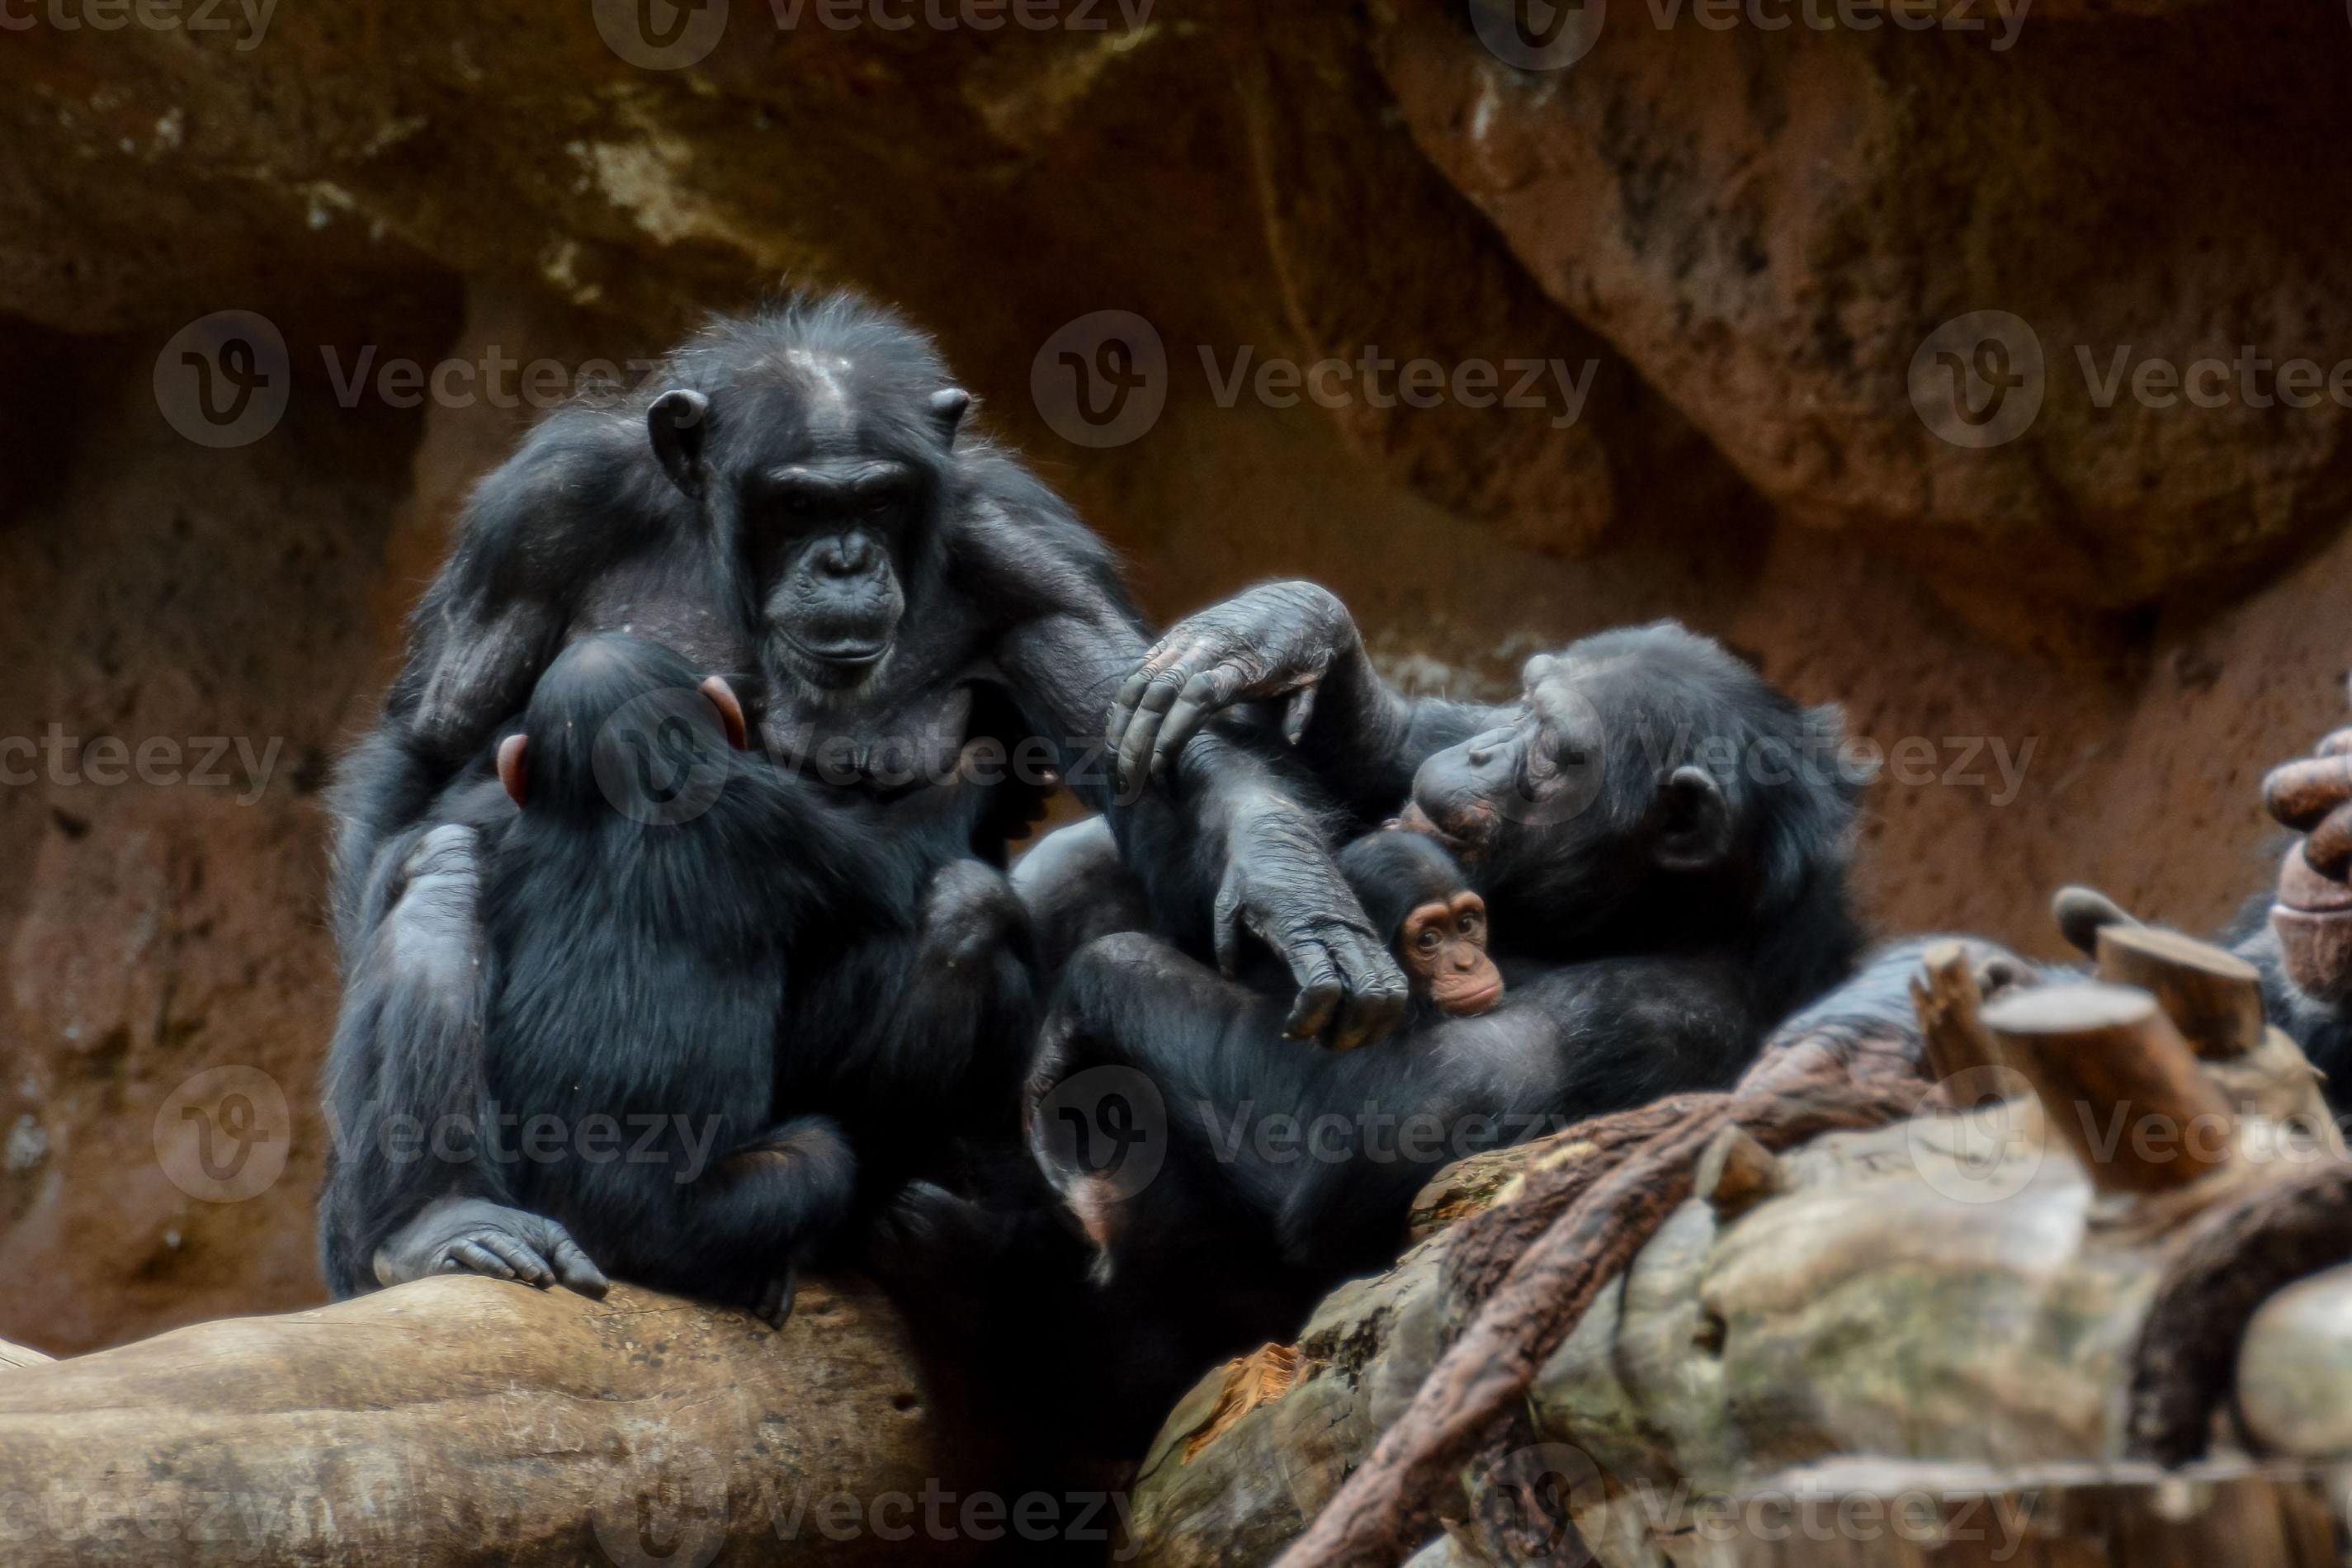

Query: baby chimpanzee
[1336,829,1504,1024]
[322,633,1033,1323]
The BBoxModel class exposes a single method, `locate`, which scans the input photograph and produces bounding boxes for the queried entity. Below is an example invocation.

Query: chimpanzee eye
[1417,929,1443,953]
[1459,910,1483,937]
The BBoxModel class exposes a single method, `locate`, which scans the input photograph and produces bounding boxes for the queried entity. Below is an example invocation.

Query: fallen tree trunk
[0,1274,996,1566]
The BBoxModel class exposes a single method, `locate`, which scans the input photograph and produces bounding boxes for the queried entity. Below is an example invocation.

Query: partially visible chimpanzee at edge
[2057,715,2352,1101]
[324,298,1411,1296]
[1024,618,1866,1403]
[323,635,1033,1316]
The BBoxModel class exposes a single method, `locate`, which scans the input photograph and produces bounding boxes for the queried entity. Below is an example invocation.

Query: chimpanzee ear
[649,389,711,498]
[497,733,529,808]
[699,675,749,752]
[1653,764,1731,872]
[927,387,971,447]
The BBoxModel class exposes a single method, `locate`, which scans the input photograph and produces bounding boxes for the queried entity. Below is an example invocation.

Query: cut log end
[2095,923,2265,1059]
[1982,981,2236,1196]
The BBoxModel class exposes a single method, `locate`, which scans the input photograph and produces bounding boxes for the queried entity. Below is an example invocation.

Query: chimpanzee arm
[961,486,1408,1050]
[1104,580,1507,821]
[327,410,665,954]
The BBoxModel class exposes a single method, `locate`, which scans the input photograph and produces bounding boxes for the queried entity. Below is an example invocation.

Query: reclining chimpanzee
[324,635,1033,1320]
[1024,610,1868,1398]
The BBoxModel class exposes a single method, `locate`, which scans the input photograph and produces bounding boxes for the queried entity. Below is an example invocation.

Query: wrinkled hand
[374,1196,610,1297]
[1219,805,1408,1050]
[1108,581,1358,791]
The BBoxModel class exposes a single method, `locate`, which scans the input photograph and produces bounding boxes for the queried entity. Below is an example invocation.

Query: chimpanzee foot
[752,1265,799,1329]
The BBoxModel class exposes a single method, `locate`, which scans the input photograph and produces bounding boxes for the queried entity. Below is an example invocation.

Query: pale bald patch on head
[786,346,859,448]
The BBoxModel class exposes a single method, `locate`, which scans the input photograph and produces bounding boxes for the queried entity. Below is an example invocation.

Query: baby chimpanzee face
[1397,889,1501,1016]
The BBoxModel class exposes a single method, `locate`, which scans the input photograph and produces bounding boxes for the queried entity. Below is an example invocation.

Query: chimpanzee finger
[1282,948,1345,1041]
[479,1232,556,1288]
[545,1234,612,1299]
[1282,683,1319,748]
[1106,634,1207,755]
[1329,959,1410,1052]
[1213,874,1246,979]
[1116,672,1187,794]
[2321,728,2352,758]
[1150,667,1248,782]
[449,1240,517,1281]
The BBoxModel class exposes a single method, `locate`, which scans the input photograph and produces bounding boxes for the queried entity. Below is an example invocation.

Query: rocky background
[2,0,2348,1354]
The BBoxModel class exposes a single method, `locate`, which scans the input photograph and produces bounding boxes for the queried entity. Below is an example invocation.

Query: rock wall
[2,0,2349,1351]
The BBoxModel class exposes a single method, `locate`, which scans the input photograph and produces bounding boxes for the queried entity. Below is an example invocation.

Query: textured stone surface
[2,2,2350,1351]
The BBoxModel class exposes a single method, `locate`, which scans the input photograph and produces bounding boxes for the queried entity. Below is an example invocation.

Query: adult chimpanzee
[325,297,1405,1294]
[1027,617,1865,1381]
[323,635,1032,1316]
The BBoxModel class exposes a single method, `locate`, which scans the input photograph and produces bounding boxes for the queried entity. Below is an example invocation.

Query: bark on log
[0,1275,994,1567]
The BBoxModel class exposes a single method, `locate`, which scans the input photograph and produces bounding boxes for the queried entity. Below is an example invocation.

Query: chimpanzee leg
[581,1115,858,1325]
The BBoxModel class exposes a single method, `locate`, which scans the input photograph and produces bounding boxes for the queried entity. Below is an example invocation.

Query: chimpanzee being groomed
[324,297,1410,1299]
[322,635,1033,1317]
[1031,618,1864,1368]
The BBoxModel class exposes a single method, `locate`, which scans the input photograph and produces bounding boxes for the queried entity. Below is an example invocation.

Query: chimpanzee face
[1402,646,1736,926]
[645,352,969,695]
[735,446,917,689]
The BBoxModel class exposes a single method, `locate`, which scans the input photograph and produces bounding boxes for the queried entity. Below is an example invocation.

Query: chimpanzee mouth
[2279,844,2352,914]
[1394,801,1485,861]
[782,633,892,670]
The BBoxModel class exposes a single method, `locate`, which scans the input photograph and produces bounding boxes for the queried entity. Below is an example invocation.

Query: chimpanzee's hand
[1108,581,1361,791]
[373,1196,611,1297]
[1219,802,1409,1050]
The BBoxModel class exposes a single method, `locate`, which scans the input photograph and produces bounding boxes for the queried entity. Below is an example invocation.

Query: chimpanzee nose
[819,536,875,578]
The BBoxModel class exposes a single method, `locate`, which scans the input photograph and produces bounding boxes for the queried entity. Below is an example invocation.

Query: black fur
[319,635,1032,1307]
[1022,621,1866,1416]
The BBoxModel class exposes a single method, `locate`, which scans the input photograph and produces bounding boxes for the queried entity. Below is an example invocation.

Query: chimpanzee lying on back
[1022,615,1867,1403]
[322,634,1033,1320]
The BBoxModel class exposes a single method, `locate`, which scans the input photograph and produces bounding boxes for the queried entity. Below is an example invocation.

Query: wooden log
[2094,924,2265,1060]
[0,1339,50,1373]
[0,1276,995,1567]
[1981,983,2235,1196]
[1708,1457,2343,1568]
[1909,941,2010,1106]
